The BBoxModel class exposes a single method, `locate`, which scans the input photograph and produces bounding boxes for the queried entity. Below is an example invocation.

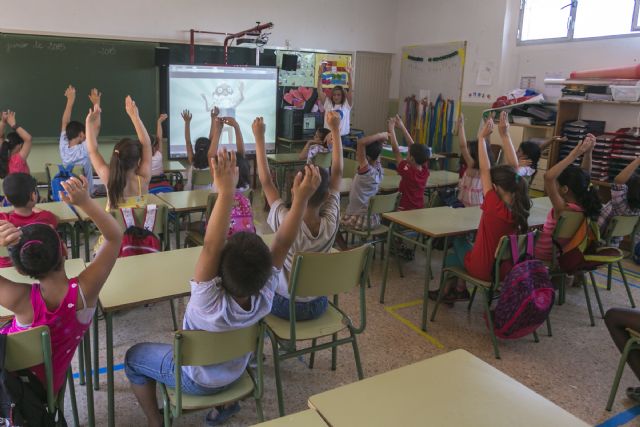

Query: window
[518,0,640,43]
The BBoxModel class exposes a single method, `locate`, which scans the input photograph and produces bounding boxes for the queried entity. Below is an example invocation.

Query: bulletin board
[277,50,316,87]
[398,41,466,153]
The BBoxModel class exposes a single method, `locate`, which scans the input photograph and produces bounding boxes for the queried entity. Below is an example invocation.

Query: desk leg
[82,331,95,427]
[174,213,181,249]
[83,221,90,262]
[379,223,394,304]
[93,316,99,390]
[106,313,115,427]
[422,238,433,331]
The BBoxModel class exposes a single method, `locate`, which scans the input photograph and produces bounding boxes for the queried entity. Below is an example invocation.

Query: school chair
[549,212,623,326]
[606,327,640,411]
[311,152,332,169]
[343,158,358,179]
[265,244,373,416]
[431,231,550,359]
[159,323,266,426]
[601,215,640,307]
[45,163,84,201]
[4,325,78,425]
[183,189,254,248]
[191,169,213,187]
[339,192,400,259]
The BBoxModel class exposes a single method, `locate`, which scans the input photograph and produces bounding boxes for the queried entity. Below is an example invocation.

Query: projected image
[169,65,277,157]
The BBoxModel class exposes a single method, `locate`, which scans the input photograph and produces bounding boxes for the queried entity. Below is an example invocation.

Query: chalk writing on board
[6,42,29,53]
[97,47,117,56]
[47,42,66,52]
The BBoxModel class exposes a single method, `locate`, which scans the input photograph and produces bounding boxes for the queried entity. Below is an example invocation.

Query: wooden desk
[426,170,459,190]
[339,178,352,196]
[308,349,588,427]
[163,160,186,173]
[99,247,200,427]
[253,409,328,426]
[379,175,401,193]
[381,204,550,330]
[154,190,212,248]
[532,196,552,211]
[276,137,308,153]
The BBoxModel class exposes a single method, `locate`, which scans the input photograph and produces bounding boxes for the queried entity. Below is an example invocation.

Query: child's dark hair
[557,166,602,220]
[108,138,142,208]
[302,166,330,207]
[316,128,331,144]
[0,132,24,179]
[65,120,85,141]
[193,137,211,169]
[150,135,158,152]
[409,144,429,166]
[490,165,531,234]
[467,139,495,169]
[219,232,272,298]
[365,140,383,162]
[9,223,63,279]
[3,173,37,207]
[519,141,541,170]
[627,174,640,210]
[237,153,250,189]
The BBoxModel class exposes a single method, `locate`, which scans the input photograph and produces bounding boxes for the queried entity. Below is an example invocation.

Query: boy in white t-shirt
[317,63,354,147]
[256,112,343,320]
[59,85,98,192]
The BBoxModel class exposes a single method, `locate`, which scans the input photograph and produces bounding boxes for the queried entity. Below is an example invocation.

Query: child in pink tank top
[0,174,123,393]
[0,111,33,179]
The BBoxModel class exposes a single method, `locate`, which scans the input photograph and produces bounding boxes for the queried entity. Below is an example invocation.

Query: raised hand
[395,114,405,129]
[478,117,494,140]
[498,111,509,137]
[387,117,395,133]
[211,106,220,118]
[88,88,102,106]
[86,104,101,130]
[457,113,465,132]
[0,221,21,247]
[326,111,341,131]
[64,85,76,102]
[59,176,90,206]
[125,96,139,119]
[252,117,265,139]
[222,117,238,127]
[181,109,192,123]
[6,111,16,128]
[292,165,321,203]
[157,113,168,123]
[1,111,7,123]
[210,149,238,194]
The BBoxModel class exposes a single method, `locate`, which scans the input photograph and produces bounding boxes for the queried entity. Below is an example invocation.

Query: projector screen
[168,64,277,158]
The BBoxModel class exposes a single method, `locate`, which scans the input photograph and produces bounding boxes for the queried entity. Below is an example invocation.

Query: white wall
[0,0,396,53]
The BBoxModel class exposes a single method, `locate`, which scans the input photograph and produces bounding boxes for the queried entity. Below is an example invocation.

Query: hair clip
[113,149,120,155]
[20,240,43,254]
[514,173,520,183]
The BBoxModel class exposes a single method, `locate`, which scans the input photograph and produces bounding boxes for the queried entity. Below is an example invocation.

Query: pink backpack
[491,233,554,339]
[119,205,161,257]
[228,192,256,237]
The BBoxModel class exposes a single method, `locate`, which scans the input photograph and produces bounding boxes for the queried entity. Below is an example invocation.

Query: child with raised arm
[0,110,33,178]
[340,130,387,230]
[497,111,544,179]
[0,175,123,394]
[181,108,221,190]
[456,113,495,207]
[317,63,354,147]
[389,115,430,210]
[255,112,343,320]
[59,85,100,192]
[148,114,174,194]
[86,97,152,209]
[124,150,321,427]
[298,128,332,163]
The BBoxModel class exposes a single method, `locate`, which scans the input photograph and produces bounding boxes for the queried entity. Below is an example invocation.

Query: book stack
[610,129,640,181]
[560,119,606,177]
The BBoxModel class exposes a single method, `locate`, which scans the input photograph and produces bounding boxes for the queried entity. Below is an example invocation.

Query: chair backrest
[290,244,373,298]
[312,152,332,169]
[110,204,169,248]
[343,158,358,179]
[192,169,212,187]
[553,211,586,240]
[492,231,539,286]
[427,191,444,208]
[605,215,640,241]
[4,325,55,412]
[369,192,400,215]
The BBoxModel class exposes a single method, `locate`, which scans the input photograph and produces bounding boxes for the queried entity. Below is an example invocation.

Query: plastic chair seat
[265,305,348,341]
[584,247,624,264]
[342,224,389,238]
[443,266,492,289]
[165,371,254,410]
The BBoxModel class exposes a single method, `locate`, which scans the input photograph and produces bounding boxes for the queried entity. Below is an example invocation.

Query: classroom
[1,1,640,426]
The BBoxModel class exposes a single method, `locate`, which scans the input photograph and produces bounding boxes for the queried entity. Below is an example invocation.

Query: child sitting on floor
[124,150,320,427]
[255,113,343,321]
[0,173,58,267]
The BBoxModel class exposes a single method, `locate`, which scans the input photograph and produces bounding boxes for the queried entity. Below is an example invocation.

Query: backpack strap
[0,333,6,372]
[120,207,138,229]
[526,232,535,257]
[142,204,157,232]
[509,234,520,264]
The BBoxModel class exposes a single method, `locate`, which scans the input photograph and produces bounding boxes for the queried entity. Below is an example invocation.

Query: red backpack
[119,205,161,257]
[491,233,554,339]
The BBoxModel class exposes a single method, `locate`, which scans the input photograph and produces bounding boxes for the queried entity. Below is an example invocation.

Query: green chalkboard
[0,33,158,138]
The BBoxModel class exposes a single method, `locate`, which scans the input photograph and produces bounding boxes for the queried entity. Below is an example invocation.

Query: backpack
[491,233,554,340]
[51,165,76,202]
[0,334,64,427]
[228,193,255,237]
[119,205,161,257]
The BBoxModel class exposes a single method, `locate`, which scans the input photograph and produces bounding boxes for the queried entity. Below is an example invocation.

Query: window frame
[517,0,640,45]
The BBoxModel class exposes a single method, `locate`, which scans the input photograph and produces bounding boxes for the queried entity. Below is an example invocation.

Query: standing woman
[317,63,354,147]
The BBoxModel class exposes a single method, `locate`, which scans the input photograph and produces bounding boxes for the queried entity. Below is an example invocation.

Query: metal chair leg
[607,264,613,291]
[309,339,317,369]
[331,333,338,371]
[619,262,636,308]
[66,368,79,427]
[268,330,285,417]
[589,271,605,318]
[467,286,478,312]
[582,278,595,327]
[483,291,501,359]
[607,338,637,410]
[430,271,449,322]
[351,332,364,380]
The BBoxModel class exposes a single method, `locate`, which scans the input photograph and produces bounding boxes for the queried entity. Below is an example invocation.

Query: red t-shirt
[0,210,58,267]
[463,190,516,281]
[397,160,430,211]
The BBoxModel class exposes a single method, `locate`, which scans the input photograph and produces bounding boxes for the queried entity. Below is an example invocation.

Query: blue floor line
[72,363,125,379]
[597,405,640,427]
[592,270,640,289]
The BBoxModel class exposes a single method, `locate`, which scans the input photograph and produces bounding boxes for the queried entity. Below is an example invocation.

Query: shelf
[511,123,555,130]
[558,98,640,106]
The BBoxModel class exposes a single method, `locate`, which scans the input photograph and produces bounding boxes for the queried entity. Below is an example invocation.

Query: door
[352,51,392,136]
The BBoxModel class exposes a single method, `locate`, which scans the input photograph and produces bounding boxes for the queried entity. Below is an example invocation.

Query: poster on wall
[316,53,352,88]
[398,41,466,154]
[277,51,316,87]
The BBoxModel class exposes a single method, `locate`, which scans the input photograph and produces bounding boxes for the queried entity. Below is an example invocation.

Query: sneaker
[443,288,470,304]
[205,402,241,426]
[428,290,453,307]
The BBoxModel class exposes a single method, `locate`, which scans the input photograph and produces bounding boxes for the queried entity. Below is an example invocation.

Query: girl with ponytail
[181,107,222,190]
[86,96,152,209]
[0,110,33,179]
[535,135,599,261]
[429,117,531,304]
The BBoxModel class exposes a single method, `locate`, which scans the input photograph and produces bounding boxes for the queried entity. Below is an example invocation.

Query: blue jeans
[270,294,328,321]
[125,343,227,395]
